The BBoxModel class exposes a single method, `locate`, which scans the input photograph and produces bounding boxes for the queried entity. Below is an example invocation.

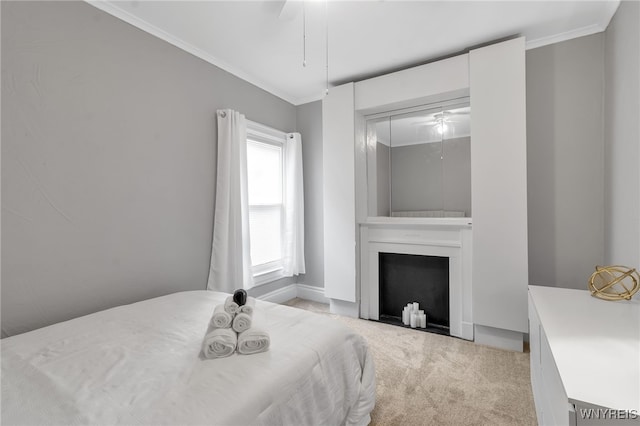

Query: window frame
[246,120,287,286]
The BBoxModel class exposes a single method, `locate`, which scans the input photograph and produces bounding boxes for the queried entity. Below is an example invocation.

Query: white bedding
[1,291,375,425]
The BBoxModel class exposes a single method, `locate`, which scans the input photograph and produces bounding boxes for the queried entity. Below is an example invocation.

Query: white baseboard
[256,283,329,305]
[296,284,330,304]
[474,324,524,352]
[256,284,297,304]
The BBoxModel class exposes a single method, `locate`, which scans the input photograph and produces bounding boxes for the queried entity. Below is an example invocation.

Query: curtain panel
[283,133,306,276]
[207,109,254,292]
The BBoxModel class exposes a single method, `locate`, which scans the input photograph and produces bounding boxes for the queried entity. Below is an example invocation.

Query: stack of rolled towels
[201,289,271,359]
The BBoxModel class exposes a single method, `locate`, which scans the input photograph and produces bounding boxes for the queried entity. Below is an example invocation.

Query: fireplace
[379,253,450,334]
[359,219,473,340]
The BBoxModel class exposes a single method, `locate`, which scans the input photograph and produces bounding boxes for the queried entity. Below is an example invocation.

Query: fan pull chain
[325,0,329,94]
[302,0,307,67]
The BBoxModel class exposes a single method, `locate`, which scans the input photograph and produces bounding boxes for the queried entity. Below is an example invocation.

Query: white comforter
[1,291,375,426]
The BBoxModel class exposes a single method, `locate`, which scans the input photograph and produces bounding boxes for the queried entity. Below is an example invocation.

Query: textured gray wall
[295,101,324,288]
[604,0,640,267]
[526,33,605,289]
[390,137,471,215]
[1,1,296,336]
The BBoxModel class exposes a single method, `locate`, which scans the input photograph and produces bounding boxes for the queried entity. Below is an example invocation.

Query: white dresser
[528,285,640,425]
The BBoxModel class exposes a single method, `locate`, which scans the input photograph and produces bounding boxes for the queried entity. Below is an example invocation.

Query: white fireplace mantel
[359,218,474,341]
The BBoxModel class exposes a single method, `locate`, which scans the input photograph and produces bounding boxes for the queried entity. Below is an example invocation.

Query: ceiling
[88,0,620,106]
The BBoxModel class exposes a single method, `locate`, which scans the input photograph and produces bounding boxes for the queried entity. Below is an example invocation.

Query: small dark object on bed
[233,289,247,306]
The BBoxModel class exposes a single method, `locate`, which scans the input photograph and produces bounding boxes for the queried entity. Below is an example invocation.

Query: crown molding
[295,93,326,106]
[525,0,619,51]
[525,23,605,50]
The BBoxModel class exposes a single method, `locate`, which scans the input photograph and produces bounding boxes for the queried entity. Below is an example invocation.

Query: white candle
[419,314,427,328]
[413,302,419,312]
[402,308,410,325]
[410,313,417,328]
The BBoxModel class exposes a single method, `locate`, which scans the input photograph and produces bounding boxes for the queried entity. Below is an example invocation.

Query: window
[246,122,286,284]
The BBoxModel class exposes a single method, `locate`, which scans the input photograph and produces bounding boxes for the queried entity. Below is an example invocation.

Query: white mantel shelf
[529,285,640,412]
[361,217,472,228]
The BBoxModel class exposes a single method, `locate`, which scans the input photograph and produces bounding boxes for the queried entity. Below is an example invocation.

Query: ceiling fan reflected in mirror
[429,110,469,135]
[410,109,469,136]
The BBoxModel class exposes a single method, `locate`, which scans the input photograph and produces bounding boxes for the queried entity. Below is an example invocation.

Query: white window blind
[246,122,286,283]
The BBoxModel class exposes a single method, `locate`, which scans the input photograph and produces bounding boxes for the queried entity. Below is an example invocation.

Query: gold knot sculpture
[588,265,640,301]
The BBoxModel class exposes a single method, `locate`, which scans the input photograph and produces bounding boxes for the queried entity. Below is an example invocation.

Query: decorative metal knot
[588,265,640,301]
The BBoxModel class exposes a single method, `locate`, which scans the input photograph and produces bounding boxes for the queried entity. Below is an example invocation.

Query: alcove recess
[322,37,528,351]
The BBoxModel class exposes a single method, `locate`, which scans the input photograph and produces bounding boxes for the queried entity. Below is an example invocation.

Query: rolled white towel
[238,297,256,315]
[210,304,233,329]
[201,328,237,359]
[237,328,270,355]
[232,312,252,333]
[224,296,239,315]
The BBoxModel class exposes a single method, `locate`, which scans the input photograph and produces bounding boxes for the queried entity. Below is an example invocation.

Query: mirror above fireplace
[365,99,471,219]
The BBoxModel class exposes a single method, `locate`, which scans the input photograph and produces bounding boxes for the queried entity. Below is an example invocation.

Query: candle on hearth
[410,313,417,328]
[419,313,427,328]
[402,307,410,325]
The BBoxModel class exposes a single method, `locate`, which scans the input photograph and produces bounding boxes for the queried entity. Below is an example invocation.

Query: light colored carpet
[284,298,537,426]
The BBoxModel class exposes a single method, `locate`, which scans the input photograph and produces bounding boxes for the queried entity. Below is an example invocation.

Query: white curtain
[283,133,306,276]
[207,109,254,292]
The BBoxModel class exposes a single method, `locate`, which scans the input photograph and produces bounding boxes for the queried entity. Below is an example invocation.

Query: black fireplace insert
[378,252,450,334]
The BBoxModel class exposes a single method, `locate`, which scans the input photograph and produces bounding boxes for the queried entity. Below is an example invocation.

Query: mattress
[1,291,376,425]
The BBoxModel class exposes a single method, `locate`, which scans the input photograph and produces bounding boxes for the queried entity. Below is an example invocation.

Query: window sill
[253,267,286,286]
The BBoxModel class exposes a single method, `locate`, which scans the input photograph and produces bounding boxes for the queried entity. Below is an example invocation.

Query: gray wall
[1,1,296,336]
[604,0,640,267]
[526,33,605,289]
[390,137,471,215]
[295,101,324,288]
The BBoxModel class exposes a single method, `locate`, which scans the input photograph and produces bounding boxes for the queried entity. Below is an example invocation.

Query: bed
[1,291,376,425]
